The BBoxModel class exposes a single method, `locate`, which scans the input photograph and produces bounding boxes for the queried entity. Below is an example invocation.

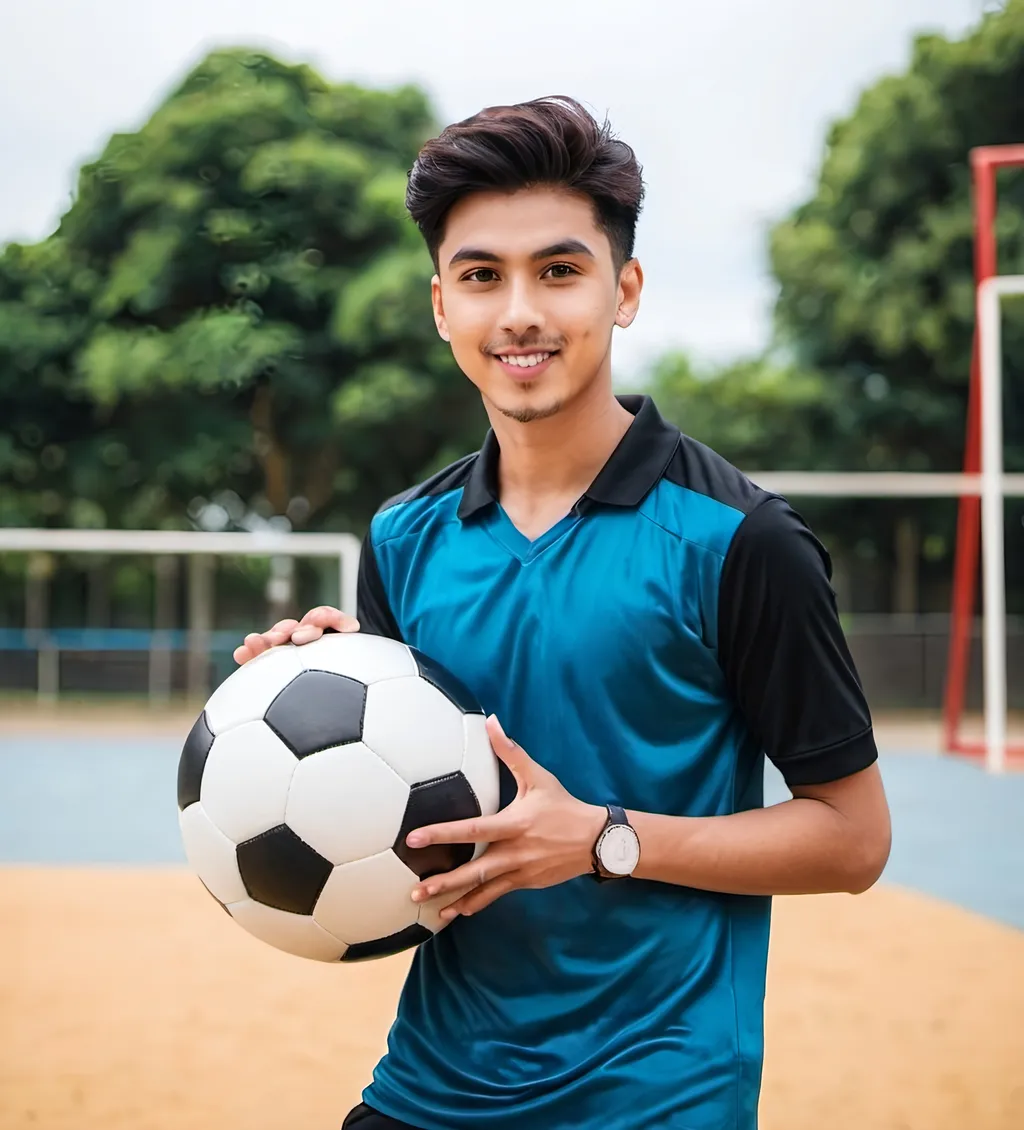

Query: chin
[492,389,564,424]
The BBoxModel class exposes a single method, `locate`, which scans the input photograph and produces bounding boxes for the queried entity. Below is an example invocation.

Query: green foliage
[0,48,485,535]
[769,0,1024,473]
[649,353,842,471]
[652,3,1024,611]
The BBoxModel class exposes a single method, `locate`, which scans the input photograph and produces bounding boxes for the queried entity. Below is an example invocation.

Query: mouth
[492,350,559,381]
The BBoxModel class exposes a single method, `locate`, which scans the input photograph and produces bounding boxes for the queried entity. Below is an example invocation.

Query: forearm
[628,796,885,897]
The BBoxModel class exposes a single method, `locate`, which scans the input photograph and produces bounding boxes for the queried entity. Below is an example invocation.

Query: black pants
[342,1103,423,1130]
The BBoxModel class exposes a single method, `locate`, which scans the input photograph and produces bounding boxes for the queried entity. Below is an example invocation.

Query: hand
[232,605,360,665]
[408,716,606,920]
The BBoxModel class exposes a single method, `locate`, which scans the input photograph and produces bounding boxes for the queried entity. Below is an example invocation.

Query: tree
[648,352,843,471]
[1,49,484,539]
[769,0,1024,476]
[647,352,902,610]
[662,1,1024,613]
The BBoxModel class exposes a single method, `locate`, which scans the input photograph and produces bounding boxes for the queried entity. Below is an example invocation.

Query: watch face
[599,824,640,876]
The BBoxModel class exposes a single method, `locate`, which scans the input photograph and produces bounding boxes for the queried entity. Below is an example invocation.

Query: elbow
[844,826,892,895]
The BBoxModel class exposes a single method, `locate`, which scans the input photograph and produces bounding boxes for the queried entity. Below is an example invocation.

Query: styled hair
[406,96,645,269]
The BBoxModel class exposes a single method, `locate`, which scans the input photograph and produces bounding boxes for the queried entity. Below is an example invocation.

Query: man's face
[431,186,642,423]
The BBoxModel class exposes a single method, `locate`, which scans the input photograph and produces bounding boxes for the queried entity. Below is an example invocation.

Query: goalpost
[941,144,1024,772]
[0,527,361,614]
[0,527,360,704]
[2,459,1022,768]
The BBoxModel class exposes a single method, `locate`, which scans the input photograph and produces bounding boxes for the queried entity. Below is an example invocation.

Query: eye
[543,262,579,279]
[462,268,499,283]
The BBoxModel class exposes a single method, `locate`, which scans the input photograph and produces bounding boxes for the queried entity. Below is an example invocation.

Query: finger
[290,625,324,646]
[237,632,271,661]
[298,606,361,633]
[411,848,515,904]
[260,623,301,647]
[405,810,521,850]
[441,874,519,920]
[485,715,536,786]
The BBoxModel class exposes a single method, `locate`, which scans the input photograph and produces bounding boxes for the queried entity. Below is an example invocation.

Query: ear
[431,275,450,342]
[615,259,643,329]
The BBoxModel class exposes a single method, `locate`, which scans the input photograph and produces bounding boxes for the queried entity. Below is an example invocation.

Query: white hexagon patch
[295,632,417,684]
[362,677,466,785]
[227,898,347,962]
[204,645,305,734]
[285,742,410,866]
[178,802,248,905]
[200,721,297,844]
[314,849,419,945]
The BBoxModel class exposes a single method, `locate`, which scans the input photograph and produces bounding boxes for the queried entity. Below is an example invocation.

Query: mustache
[484,338,564,354]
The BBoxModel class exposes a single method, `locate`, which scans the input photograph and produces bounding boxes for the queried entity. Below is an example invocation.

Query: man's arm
[408,732,890,919]
[408,497,891,918]
[632,496,892,894]
[629,763,891,895]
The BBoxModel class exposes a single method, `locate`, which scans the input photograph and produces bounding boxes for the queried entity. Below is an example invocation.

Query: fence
[2,617,1021,711]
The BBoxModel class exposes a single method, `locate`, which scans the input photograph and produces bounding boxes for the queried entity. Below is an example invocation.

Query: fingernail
[411,888,425,903]
[406,832,424,848]
[341,621,360,633]
[439,907,456,921]
[291,629,316,644]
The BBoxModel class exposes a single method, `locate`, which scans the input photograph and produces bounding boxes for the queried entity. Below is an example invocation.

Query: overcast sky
[0,0,985,380]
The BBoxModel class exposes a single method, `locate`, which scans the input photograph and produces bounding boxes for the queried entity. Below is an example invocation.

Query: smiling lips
[493,350,558,380]
[497,351,553,368]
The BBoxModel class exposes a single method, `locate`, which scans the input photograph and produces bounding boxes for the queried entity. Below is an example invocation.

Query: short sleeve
[717,497,877,787]
[356,530,404,641]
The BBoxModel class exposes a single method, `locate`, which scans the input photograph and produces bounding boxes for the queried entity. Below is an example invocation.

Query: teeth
[498,352,551,368]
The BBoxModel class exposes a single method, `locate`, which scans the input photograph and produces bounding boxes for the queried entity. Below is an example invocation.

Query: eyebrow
[447,238,596,268]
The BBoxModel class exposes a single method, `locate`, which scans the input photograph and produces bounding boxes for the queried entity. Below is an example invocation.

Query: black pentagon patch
[264,670,366,759]
[177,712,215,810]
[409,647,483,715]
[498,762,518,812]
[236,824,333,915]
[340,922,433,962]
[393,771,481,880]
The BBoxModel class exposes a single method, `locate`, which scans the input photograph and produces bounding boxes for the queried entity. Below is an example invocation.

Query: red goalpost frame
[942,143,1024,761]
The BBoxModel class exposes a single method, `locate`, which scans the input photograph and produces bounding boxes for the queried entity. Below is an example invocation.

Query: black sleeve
[718,496,877,787]
[356,532,404,641]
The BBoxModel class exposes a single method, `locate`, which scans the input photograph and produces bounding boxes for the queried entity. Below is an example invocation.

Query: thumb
[485,714,536,788]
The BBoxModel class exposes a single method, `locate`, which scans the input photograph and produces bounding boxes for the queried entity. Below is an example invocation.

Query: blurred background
[1,0,1023,709]
[1,2,1023,1129]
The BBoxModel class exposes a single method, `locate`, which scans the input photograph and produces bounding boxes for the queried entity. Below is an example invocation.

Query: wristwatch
[591,804,641,881]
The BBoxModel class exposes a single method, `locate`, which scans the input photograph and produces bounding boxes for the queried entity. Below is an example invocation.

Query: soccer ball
[176,632,501,962]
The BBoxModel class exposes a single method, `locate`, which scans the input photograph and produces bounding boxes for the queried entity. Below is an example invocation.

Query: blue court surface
[1,733,1022,930]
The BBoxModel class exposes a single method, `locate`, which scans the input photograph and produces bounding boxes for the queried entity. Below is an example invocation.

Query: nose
[498,276,545,340]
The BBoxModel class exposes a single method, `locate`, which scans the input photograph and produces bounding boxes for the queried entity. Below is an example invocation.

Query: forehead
[439,186,611,263]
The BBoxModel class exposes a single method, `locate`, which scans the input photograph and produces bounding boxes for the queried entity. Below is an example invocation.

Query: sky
[0,0,987,381]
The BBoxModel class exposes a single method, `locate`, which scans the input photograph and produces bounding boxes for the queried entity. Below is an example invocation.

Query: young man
[234,97,892,1130]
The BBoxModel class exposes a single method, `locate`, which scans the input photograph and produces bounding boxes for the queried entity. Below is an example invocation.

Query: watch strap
[606,803,628,828]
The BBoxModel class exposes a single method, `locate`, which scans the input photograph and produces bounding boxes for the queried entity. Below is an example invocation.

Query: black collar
[456,395,680,521]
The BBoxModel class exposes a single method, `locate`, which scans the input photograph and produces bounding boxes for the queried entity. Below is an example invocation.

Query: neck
[485,378,634,506]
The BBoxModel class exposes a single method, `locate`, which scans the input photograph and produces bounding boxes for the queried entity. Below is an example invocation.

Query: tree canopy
[1,49,484,536]
[769,0,1024,474]
[653,2,1024,611]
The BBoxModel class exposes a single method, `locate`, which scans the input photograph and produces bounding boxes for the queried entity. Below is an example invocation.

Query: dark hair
[406,96,645,269]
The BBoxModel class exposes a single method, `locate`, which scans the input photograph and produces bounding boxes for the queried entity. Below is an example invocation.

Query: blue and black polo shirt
[355,394,877,1130]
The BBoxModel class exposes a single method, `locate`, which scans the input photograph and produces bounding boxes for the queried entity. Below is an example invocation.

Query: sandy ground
[1,869,1022,1130]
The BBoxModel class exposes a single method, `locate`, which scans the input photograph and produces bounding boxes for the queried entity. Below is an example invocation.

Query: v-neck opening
[486,505,580,563]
